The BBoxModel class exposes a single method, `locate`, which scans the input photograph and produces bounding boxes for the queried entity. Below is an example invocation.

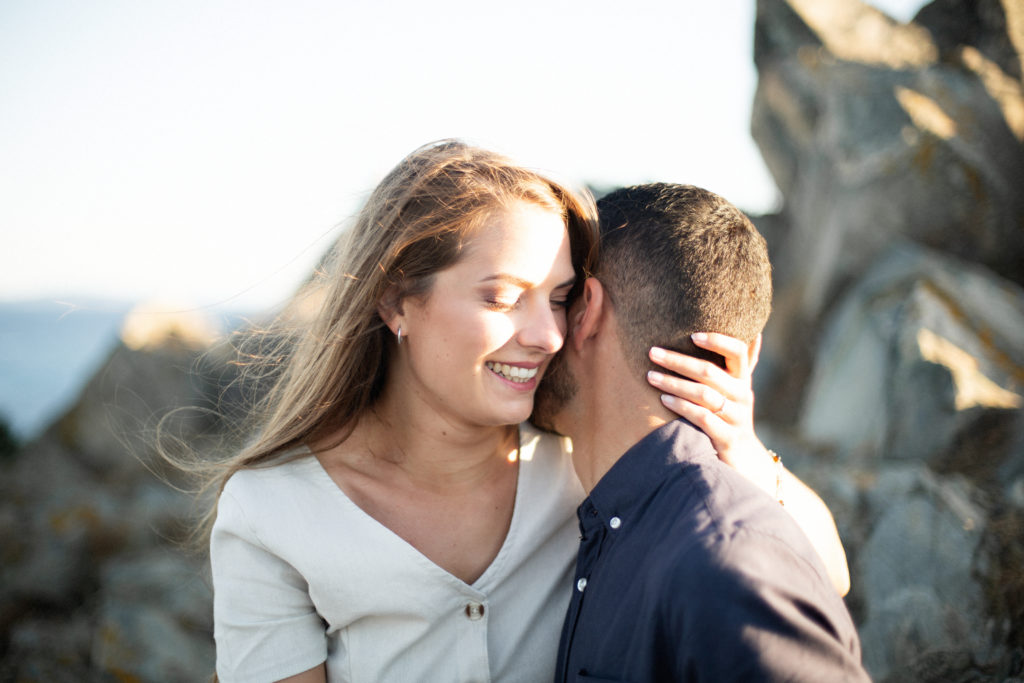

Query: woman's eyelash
[485,298,519,312]
[484,294,570,311]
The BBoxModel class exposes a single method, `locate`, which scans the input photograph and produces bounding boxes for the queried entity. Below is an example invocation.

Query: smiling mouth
[485,362,540,383]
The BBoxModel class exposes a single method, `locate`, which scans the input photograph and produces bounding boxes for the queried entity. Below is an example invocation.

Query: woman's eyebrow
[479,273,533,288]
[479,274,576,289]
[554,275,577,290]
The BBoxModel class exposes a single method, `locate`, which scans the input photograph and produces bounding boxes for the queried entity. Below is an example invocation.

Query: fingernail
[660,393,674,406]
[648,370,664,383]
[691,333,707,343]
[650,347,666,361]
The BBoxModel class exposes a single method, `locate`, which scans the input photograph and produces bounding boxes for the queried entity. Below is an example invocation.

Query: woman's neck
[317,382,517,493]
[309,384,521,587]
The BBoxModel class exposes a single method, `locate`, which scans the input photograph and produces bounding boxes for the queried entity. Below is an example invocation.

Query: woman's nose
[518,300,565,354]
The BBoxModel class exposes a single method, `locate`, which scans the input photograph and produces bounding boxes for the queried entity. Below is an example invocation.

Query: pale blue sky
[0,0,927,312]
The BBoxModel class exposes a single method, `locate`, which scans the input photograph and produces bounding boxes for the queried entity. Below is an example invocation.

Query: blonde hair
[182,140,598,541]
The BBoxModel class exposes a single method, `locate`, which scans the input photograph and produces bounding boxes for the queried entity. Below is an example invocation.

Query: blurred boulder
[0,310,222,681]
[917,0,1024,85]
[751,0,1024,420]
[799,242,1023,475]
[751,1,1024,680]
[2,611,98,683]
[788,223,1024,683]
[856,467,995,679]
[91,550,213,682]
[53,342,215,483]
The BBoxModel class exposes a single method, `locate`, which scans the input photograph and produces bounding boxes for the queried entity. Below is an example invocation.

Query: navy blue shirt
[555,420,868,682]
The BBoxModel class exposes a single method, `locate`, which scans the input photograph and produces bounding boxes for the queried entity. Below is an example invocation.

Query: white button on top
[576,577,588,592]
[465,602,485,620]
[609,516,622,529]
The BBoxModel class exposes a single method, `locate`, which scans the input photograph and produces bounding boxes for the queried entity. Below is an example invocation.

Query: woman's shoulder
[216,447,340,545]
[221,447,321,505]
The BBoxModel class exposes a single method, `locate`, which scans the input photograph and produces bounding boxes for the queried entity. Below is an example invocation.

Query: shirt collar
[579,419,717,534]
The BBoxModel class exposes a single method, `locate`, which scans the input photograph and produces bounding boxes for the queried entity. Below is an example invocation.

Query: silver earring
[396,325,403,345]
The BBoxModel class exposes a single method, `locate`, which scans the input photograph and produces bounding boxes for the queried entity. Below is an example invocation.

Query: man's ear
[747,333,763,373]
[570,278,605,352]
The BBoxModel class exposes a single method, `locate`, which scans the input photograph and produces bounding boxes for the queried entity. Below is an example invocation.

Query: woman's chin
[489,398,535,427]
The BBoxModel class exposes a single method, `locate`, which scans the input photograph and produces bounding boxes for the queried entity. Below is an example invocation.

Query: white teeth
[486,362,539,383]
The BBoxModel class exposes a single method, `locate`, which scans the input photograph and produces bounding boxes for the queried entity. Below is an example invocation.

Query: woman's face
[395,201,575,430]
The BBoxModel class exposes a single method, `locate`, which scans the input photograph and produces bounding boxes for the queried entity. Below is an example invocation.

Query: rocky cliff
[0,312,229,681]
[751,0,1024,680]
[1,0,1022,680]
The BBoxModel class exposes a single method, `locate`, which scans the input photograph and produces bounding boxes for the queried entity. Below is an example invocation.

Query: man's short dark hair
[596,183,772,375]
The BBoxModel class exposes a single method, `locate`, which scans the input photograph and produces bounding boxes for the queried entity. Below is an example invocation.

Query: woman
[208,140,846,682]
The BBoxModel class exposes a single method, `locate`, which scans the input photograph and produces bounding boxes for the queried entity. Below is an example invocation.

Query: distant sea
[0,300,137,441]
[0,299,258,443]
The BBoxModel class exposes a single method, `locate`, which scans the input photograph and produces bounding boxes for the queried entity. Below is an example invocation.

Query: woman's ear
[377,285,405,336]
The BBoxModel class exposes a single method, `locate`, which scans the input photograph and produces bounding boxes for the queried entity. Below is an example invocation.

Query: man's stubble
[530,349,579,436]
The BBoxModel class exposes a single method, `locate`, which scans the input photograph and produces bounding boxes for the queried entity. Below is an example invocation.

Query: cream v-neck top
[211,423,583,683]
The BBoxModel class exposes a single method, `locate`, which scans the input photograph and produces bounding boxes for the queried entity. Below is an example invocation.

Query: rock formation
[0,313,227,681]
[752,0,1024,421]
[752,0,1024,680]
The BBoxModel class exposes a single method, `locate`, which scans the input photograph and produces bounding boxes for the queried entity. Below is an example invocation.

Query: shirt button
[576,577,588,592]
[465,602,485,620]
[609,516,622,529]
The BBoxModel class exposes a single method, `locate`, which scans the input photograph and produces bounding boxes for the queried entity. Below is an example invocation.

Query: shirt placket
[558,499,607,681]
[455,592,491,683]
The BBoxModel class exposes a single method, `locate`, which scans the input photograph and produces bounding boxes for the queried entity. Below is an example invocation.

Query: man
[532,183,869,682]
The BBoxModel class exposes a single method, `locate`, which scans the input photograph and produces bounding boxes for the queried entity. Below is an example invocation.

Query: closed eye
[550,278,575,311]
[485,298,520,312]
